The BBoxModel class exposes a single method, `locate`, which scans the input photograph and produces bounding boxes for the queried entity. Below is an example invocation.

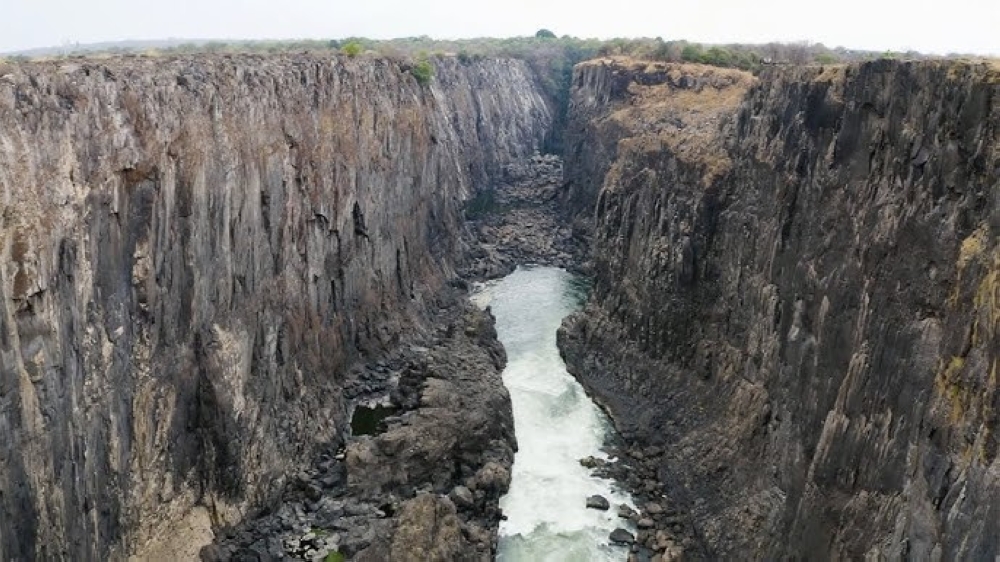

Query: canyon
[1,50,998,561]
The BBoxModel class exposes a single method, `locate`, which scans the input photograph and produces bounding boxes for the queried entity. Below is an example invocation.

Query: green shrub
[814,52,838,64]
[680,43,704,63]
[703,47,733,66]
[342,42,362,57]
[0,35,918,72]
[412,60,433,85]
[204,41,230,53]
[324,552,346,562]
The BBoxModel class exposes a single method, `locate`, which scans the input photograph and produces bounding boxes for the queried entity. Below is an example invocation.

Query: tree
[704,47,733,67]
[814,52,838,64]
[681,43,704,63]
[535,29,557,39]
[412,60,433,85]
[342,42,362,57]
[785,41,812,64]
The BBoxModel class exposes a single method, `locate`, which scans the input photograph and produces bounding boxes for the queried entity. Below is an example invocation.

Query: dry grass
[580,56,754,91]
[588,57,755,187]
[940,58,1000,84]
[814,64,849,83]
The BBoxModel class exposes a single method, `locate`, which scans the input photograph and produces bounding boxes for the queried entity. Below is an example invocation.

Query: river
[472,266,634,562]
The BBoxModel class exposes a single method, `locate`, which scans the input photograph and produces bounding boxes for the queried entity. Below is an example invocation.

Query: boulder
[610,528,635,545]
[645,502,664,515]
[586,495,610,510]
[618,503,638,519]
[449,485,475,510]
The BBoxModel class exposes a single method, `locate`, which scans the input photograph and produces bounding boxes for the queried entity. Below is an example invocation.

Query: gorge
[1,51,998,561]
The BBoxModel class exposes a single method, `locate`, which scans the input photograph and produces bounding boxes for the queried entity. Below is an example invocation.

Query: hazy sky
[2,0,998,55]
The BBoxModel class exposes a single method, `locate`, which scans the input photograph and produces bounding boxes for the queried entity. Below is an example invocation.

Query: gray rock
[619,503,638,519]
[199,544,224,562]
[587,495,611,510]
[450,485,476,510]
[610,528,636,545]
[645,502,664,515]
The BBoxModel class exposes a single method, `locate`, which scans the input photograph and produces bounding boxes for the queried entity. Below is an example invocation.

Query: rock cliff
[0,53,551,560]
[559,58,1000,558]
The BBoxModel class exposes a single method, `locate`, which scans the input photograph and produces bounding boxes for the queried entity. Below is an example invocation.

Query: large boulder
[586,495,611,510]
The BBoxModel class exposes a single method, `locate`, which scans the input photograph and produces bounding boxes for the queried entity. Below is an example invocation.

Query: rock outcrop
[0,53,551,560]
[203,295,513,560]
[560,58,1000,558]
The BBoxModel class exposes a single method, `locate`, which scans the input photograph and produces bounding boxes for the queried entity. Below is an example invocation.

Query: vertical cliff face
[560,59,629,220]
[0,53,551,560]
[560,58,1000,558]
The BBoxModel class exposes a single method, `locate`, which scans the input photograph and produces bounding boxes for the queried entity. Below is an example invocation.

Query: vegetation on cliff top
[8,34,990,154]
[11,34,963,69]
[411,58,433,85]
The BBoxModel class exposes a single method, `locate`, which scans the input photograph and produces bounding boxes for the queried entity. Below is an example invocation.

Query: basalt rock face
[0,53,551,560]
[560,58,1000,558]
[560,59,628,221]
[561,58,753,234]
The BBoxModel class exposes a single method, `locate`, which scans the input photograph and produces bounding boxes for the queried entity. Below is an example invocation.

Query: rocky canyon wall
[0,53,551,560]
[560,58,1000,558]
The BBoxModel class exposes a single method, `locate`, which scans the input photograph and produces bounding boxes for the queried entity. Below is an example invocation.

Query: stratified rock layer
[0,53,551,560]
[560,58,1000,559]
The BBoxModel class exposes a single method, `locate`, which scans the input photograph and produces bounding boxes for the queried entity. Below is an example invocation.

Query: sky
[2,0,998,56]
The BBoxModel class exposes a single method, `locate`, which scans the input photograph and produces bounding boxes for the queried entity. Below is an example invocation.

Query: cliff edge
[0,53,552,560]
[560,58,1000,559]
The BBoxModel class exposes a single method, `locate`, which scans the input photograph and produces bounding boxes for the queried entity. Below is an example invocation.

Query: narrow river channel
[472,266,635,561]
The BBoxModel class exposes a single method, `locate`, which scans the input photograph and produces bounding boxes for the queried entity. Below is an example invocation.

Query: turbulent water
[472,266,634,561]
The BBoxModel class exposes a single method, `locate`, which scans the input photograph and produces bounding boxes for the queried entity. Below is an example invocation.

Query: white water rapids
[472,266,635,561]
